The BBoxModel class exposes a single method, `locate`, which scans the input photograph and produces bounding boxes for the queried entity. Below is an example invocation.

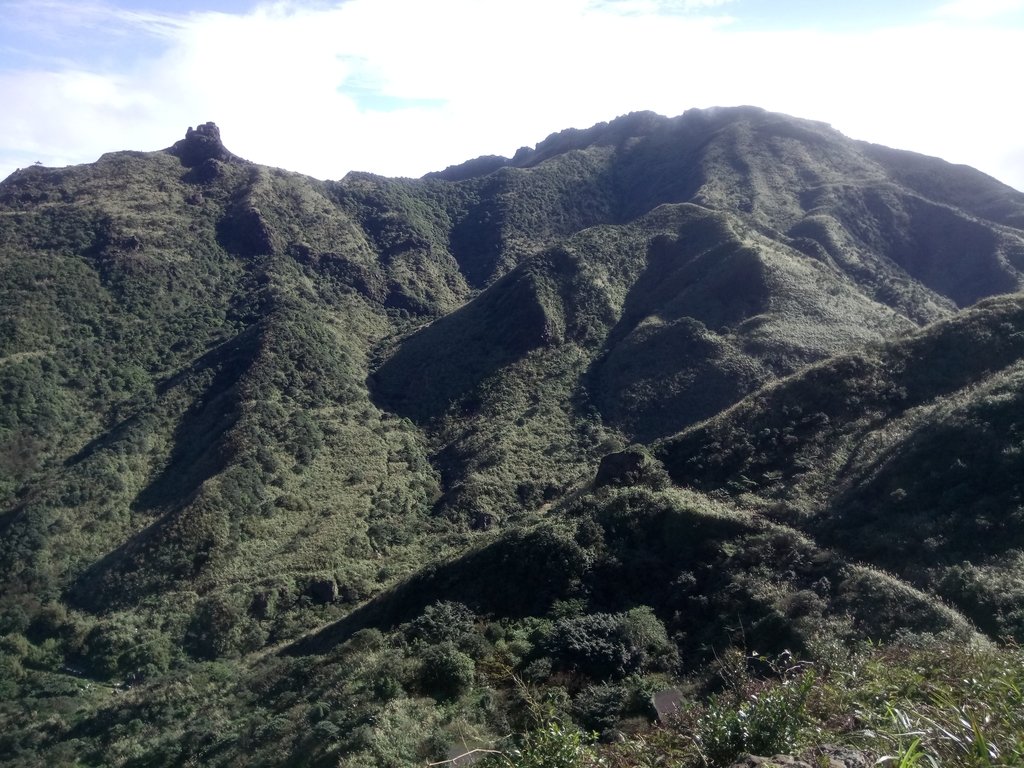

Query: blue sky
[1,0,1023,190]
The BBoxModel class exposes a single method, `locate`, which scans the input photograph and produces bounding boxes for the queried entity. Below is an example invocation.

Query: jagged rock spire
[169,121,235,167]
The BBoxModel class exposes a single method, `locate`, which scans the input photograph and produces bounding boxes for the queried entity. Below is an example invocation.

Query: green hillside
[657,293,1024,641]
[2,110,1024,766]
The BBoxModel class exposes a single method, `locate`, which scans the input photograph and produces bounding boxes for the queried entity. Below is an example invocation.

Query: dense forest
[2,108,1024,766]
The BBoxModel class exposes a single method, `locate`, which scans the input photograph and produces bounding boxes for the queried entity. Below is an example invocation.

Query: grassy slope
[0,143,472,666]
[374,107,1024,527]
[657,293,1024,641]
[3,108,1024,765]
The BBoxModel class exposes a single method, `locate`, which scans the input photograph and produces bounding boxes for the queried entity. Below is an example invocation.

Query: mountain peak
[169,121,235,167]
[426,106,798,182]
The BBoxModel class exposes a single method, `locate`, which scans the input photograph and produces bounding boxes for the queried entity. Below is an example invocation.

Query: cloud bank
[0,0,1022,191]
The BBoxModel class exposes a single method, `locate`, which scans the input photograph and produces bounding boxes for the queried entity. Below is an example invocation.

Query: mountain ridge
[3,107,1024,767]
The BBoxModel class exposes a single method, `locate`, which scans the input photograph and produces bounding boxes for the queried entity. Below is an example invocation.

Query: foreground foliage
[6,630,1022,767]
[487,642,1024,768]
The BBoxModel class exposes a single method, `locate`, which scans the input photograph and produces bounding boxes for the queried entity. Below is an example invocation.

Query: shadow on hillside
[819,188,1020,309]
[370,257,566,424]
[61,332,256,472]
[68,328,259,612]
[286,527,588,655]
[132,329,258,513]
[584,214,771,442]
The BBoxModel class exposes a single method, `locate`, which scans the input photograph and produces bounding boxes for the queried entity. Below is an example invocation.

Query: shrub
[0,650,24,698]
[696,670,814,766]
[621,606,678,672]
[419,642,475,701]
[573,683,626,732]
[484,721,597,768]
[546,612,632,678]
[405,601,476,646]
[544,606,675,679]
[186,595,246,660]
[83,618,172,679]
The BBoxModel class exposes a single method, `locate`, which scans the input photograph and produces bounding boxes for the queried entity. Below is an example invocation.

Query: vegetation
[2,106,1024,765]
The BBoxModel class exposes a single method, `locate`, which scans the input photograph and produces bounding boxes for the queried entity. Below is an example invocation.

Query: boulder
[728,746,874,768]
[650,687,684,723]
[728,758,811,768]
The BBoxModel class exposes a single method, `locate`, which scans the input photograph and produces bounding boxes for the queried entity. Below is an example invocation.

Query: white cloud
[587,0,737,15]
[934,0,1024,20]
[1,1,189,50]
[0,0,1022,192]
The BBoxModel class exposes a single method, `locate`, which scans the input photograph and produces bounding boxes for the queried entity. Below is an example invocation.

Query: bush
[545,612,631,678]
[621,606,678,671]
[0,650,24,699]
[485,721,596,768]
[573,683,626,733]
[696,671,814,766]
[405,601,476,646]
[186,595,246,660]
[83,618,172,680]
[419,642,475,701]
[544,606,675,679]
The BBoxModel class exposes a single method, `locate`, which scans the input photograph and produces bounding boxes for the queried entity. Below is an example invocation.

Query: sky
[1,0,1023,190]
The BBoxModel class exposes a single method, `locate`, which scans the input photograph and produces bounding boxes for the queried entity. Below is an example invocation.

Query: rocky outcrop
[728,746,874,768]
[169,122,236,167]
